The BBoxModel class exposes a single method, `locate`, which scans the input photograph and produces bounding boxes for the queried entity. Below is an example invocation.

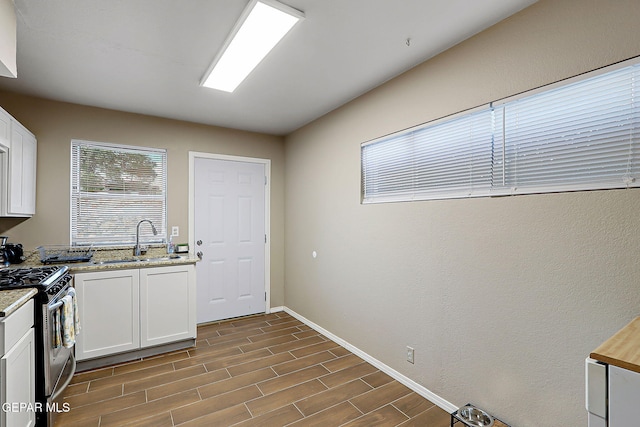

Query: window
[71,140,167,245]
[497,64,640,194]
[362,58,640,203]
[362,107,497,202]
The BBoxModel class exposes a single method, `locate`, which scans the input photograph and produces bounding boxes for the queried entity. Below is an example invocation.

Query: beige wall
[284,0,640,426]
[0,93,286,305]
[0,0,16,77]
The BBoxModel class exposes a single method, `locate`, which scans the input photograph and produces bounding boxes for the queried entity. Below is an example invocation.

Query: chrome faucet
[134,219,157,256]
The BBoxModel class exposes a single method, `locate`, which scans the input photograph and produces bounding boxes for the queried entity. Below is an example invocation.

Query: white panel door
[195,157,266,323]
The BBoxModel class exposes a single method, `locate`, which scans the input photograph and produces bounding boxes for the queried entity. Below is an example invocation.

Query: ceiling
[0,0,536,136]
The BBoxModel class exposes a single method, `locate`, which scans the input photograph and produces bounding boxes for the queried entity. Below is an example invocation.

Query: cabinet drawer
[0,299,34,355]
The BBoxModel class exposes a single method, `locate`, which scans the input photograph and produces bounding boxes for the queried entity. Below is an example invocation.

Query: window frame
[361,56,640,204]
[361,105,497,203]
[70,140,168,246]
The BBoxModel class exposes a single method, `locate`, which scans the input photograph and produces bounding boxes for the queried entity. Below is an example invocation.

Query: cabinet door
[75,270,140,361]
[1,328,35,427]
[140,265,196,348]
[609,365,640,426]
[8,121,36,216]
[0,108,9,148]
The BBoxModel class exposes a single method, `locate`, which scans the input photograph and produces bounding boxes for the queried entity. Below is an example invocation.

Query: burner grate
[0,266,64,291]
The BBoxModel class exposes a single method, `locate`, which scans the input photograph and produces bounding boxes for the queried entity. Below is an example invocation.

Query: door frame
[188,152,272,318]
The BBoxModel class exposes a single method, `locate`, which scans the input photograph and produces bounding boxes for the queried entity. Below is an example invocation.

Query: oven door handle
[48,287,76,312]
[48,300,63,312]
[50,352,76,403]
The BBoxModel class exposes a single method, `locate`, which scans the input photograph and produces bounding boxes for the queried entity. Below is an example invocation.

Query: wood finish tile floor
[56,312,452,426]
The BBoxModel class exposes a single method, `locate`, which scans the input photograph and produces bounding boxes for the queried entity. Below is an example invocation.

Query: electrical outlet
[171,226,179,237]
[407,346,415,364]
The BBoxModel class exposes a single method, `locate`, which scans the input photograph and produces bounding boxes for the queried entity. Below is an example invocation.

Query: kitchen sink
[144,255,184,262]
[92,254,183,265]
[93,259,139,265]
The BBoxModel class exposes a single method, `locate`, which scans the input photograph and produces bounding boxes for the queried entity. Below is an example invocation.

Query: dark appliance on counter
[4,243,25,264]
[0,236,25,264]
[0,266,75,427]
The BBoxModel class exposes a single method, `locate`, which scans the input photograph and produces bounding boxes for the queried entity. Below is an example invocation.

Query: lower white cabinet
[140,265,196,348]
[0,300,35,427]
[74,269,140,360]
[609,365,640,426]
[75,264,196,361]
[586,359,640,427]
[2,329,35,427]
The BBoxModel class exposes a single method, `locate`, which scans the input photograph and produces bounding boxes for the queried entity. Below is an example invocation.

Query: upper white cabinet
[0,107,9,147]
[9,120,36,216]
[0,107,37,217]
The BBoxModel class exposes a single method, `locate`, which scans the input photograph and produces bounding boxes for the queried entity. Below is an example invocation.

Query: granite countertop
[591,316,640,374]
[0,288,37,317]
[19,245,198,272]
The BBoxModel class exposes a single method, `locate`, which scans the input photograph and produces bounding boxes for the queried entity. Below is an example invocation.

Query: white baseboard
[283,306,458,414]
[269,306,285,313]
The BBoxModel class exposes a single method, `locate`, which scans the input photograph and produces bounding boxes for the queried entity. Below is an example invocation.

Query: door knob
[196,240,203,246]
[197,251,203,260]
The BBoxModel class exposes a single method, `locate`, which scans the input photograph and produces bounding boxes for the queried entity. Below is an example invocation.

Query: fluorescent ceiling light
[201,0,304,93]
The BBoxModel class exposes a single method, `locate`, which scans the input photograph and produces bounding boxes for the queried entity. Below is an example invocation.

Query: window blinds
[362,108,496,203]
[497,64,640,194]
[71,141,167,245]
[361,59,640,203]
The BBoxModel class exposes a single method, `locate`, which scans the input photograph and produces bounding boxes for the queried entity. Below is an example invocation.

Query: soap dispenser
[167,235,175,254]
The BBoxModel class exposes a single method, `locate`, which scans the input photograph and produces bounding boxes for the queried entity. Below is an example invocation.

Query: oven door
[43,288,77,397]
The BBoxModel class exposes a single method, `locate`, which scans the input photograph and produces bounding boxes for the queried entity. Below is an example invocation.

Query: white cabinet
[75,264,196,361]
[0,107,37,217]
[609,365,640,426]
[2,330,35,427]
[140,265,196,348]
[0,108,9,147]
[588,314,640,427]
[74,269,140,361]
[0,300,35,427]
[8,121,36,216]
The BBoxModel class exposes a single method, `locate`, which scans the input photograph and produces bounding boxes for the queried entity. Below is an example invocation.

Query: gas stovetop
[0,265,71,295]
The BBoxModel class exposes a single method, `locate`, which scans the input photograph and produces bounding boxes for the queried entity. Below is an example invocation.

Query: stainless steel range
[0,265,76,427]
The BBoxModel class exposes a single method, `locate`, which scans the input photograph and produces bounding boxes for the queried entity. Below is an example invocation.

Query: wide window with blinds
[71,140,167,245]
[362,58,640,203]
[362,107,498,202]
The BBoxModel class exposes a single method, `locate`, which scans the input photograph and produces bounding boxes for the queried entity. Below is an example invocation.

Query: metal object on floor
[451,403,510,427]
